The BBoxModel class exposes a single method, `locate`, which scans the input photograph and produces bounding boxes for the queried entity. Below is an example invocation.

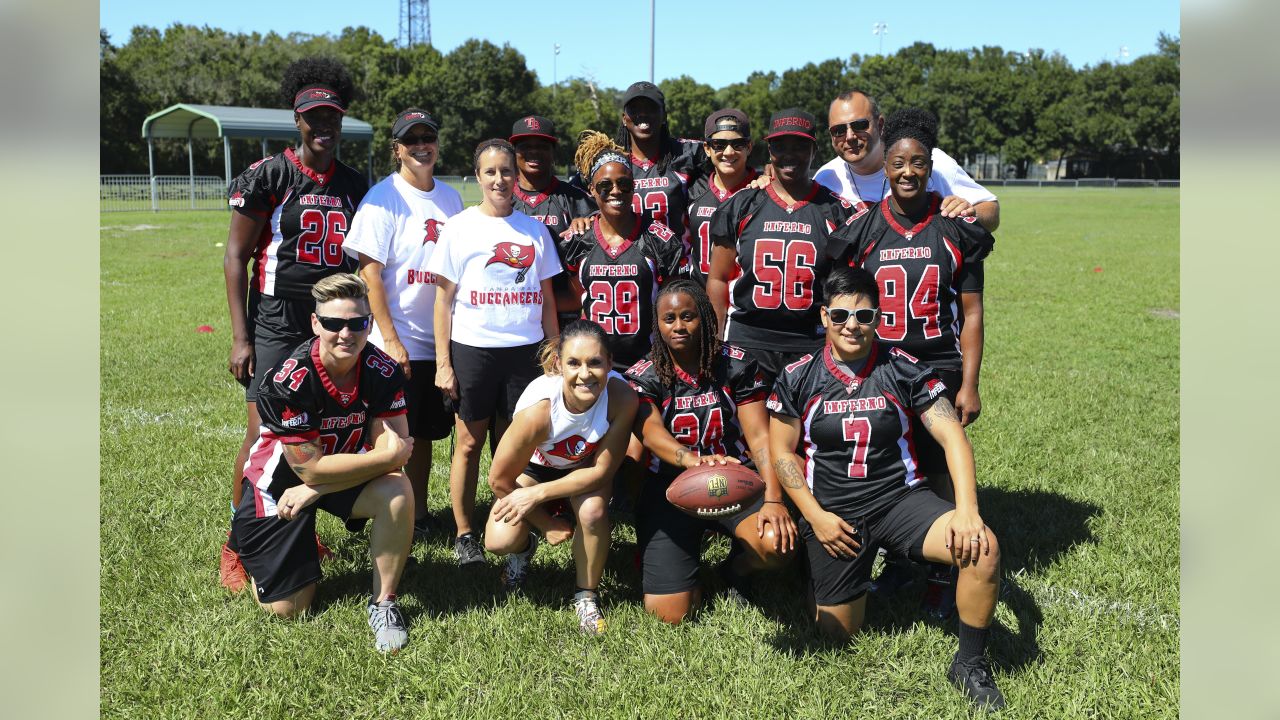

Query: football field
[100,187,1179,718]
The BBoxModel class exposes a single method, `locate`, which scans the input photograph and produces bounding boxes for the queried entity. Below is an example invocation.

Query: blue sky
[100,0,1180,91]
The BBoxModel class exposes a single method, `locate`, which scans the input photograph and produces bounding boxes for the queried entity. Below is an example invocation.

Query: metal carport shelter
[140,103,376,189]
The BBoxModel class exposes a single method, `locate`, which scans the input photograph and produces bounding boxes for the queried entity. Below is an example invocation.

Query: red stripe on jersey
[881,193,941,239]
[285,147,336,186]
[737,212,754,238]
[943,237,963,277]
[736,390,768,406]
[310,339,361,408]
[592,215,641,258]
[800,393,824,488]
[711,168,759,202]
[823,343,878,391]
[514,177,559,208]
[375,409,408,418]
[765,181,819,213]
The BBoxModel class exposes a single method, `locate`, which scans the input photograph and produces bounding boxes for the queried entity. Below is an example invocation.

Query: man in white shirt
[813,90,1000,232]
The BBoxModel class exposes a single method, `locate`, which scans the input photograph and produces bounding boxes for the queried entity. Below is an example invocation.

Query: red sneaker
[219,541,248,592]
[316,533,334,562]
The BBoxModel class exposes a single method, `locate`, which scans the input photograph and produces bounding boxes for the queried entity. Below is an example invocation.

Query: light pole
[553,43,561,98]
[649,0,656,83]
[873,22,888,55]
[1116,45,1129,63]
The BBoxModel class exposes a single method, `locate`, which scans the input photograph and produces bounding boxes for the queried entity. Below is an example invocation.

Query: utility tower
[399,0,431,47]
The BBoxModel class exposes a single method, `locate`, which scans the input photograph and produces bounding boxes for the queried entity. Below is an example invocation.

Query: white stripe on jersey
[801,396,823,492]
[261,189,292,295]
[949,298,962,357]
[883,394,923,488]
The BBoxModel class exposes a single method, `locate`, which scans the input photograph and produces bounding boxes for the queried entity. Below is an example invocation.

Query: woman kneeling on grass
[625,279,794,623]
[768,266,1005,710]
[483,320,638,635]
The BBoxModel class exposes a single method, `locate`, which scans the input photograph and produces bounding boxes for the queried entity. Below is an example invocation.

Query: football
[665,463,765,518]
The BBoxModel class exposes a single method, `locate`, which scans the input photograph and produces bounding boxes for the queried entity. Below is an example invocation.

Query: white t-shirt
[813,148,997,206]
[343,173,463,360]
[425,206,563,348]
[516,373,613,470]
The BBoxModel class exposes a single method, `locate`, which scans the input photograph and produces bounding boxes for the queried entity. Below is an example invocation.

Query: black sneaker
[412,515,434,543]
[453,532,485,567]
[948,654,1006,711]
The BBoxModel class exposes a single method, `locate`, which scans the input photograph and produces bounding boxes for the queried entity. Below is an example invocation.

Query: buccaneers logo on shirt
[545,434,596,463]
[423,218,441,245]
[485,242,536,282]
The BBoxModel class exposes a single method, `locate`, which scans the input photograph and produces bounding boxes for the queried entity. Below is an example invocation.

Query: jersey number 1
[297,209,348,267]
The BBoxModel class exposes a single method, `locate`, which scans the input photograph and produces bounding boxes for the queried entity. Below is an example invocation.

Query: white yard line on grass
[1007,568,1179,631]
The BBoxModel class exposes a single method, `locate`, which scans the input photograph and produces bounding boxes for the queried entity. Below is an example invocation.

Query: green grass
[100,187,1179,719]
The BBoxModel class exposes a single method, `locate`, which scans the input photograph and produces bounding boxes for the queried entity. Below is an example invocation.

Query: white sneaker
[501,532,539,592]
[572,591,607,636]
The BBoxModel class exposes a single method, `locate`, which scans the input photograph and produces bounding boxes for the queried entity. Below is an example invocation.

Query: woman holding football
[483,320,638,636]
[625,279,794,624]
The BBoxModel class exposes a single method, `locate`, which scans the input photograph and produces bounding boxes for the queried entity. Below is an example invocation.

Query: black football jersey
[684,168,759,287]
[709,183,858,349]
[513,178,598,301]
[830,194,995,370]
[244,337,407,516]
[228,148,369,299]
[562,215,687,368]
[766,343,948,518]
[625,344,769,480]
[629,138,704,235]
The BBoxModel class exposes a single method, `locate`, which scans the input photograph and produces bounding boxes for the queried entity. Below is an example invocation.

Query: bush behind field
[100,187,1179,719]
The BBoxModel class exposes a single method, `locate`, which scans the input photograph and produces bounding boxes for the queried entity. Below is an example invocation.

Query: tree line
[101,25,1179,180]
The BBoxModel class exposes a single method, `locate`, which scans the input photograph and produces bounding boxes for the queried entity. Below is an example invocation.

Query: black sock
[957,621,989,662]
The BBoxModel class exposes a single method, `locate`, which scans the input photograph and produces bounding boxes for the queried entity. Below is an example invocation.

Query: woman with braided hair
[623,279,795,624]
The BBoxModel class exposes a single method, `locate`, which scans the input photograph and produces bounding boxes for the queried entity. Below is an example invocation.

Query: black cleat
[948,654,1006,711]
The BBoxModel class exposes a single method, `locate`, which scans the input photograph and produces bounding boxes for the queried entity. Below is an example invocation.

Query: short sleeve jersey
[709,183,857,348]
[625,344,768,481]
[630,138,704,235]
[561,215,686,368]
[342,173,464,360]
[813,148,997,207]
[684,168,759,287]
[424,206,564,348]
[513,178,598,299]
[228,148,369,299]
[244,338,408,517]
[766,343,948,518]
[829,194,995,370]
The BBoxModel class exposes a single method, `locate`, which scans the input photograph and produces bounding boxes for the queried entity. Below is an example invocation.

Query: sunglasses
[827,119,873,138]
[707,138,751,152]
[826,307,879,326]
[316,314,373,332]
[398,133,438,146]
[594,177,635,196]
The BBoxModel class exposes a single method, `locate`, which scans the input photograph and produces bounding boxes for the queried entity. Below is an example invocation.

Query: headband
[590,151,630,179]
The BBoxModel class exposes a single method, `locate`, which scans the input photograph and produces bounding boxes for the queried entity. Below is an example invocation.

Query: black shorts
[523,462,573,483]
[449,341,542,423]
[736,342,822,387]
[406,360,453,441]
[246,293,314,402]
[230,480,367,603]
[910,367,961,478]
[801,487,954,606]
[636,476,765,595]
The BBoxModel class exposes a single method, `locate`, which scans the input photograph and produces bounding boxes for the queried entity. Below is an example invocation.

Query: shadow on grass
[763,487,1100,672]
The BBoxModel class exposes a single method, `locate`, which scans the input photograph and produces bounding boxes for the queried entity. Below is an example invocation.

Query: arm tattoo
[674,447,687,467]
[922,397,959,429]
[283,440,320,466]
[773,458,805,489]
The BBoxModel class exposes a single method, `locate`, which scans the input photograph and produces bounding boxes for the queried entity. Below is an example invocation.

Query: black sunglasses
[316,314,373,332]
[827,119,873,138]
[707,138,751,152]
[826,307,879,326]
[398,133,438,146]
[594,177,635,196]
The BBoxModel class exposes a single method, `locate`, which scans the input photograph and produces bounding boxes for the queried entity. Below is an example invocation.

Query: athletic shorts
[636,475,765,595]
[230,479,368,603]
[449,341,542,422]
[910,367,962,479]
[406,360,453,441]
[736,343,822,387]
[246,293,314,402]
[801,487,954,606]
[522,462,573,483]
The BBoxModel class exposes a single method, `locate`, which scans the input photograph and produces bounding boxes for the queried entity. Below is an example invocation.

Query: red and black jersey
[228,148,369,299]
[561,214,686,368]
[513,178,598,301]
[684,168,759,287]
[766,343,948,518]
[243,338,407,517]
[629,138,704,235]
[709,183,858,349]
[625,344,769,480]
[830,194,995,370]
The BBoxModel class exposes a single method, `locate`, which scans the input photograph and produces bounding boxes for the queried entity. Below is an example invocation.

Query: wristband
[763,500,784,504]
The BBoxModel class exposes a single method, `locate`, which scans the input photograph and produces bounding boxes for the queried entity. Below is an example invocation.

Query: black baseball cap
[391,108,439,139]
[510,115,558,144]
[622,81,665,112]
[294,85,346,114]
[765,108,818,142]
[704,108,751,139]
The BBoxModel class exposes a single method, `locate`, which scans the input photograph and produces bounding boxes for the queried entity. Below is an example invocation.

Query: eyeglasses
[826,307,879,326]
[593,177,635,196]
[707,138,751,152]
[316,314,373,332]
[398,133,438,146]
[827,119,872,138]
